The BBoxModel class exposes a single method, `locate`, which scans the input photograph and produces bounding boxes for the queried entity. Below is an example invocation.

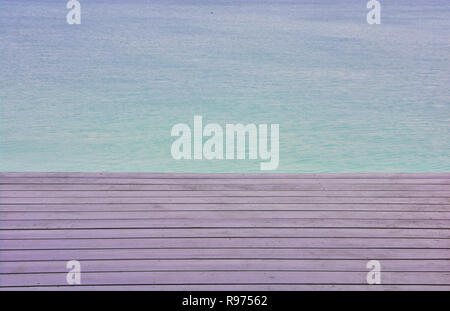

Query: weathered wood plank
[2,236,449,250]
[1,172,449,179]
[2,184,450,191]
[2,211,449,220]
[1,177,449,185]
[1,271,449,287]
[1,238,448,249]
[2,190,450,198]
[2,197,448,204]
[2,203,449,212]
[1,219,449,230]
[2,259,448,274]
[2,228,447,239]
[1,249,448,261]
[2,284,448,290]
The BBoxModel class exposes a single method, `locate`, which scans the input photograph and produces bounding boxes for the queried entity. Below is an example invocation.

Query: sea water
[0,0,449,172]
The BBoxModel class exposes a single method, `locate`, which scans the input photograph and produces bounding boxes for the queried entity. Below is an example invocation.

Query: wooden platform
[0,172,449,290]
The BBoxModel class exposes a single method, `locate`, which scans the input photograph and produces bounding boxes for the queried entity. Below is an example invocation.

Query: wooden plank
[1,172,449,179]
[2,183,450,191]
[2,211,449,220]
[2,228,447,239]
[2,284,449,290]
[2,203,449,212]
[2,259,448,274]
[1,238,448,249]
[1,177,449,185]
[1,219,449,230]
[2,197,448,204]
[2,190,449,198]
[1,249,448,261]
[1,271,449,287]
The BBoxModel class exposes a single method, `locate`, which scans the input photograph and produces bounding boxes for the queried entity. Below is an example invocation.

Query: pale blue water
[0,0,449,172]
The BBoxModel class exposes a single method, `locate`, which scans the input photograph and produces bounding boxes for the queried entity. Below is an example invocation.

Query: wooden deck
[0,172,449,290]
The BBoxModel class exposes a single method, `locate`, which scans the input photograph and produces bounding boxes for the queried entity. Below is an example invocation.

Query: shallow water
[1,0,449,172]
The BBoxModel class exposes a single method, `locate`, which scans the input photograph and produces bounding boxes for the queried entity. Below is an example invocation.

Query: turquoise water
[1,0,449,172]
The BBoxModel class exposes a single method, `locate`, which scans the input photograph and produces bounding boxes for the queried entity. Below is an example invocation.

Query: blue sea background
[0,0,449,172]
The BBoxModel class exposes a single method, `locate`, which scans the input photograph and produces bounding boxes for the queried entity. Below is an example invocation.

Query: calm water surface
[1,0,449,172]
